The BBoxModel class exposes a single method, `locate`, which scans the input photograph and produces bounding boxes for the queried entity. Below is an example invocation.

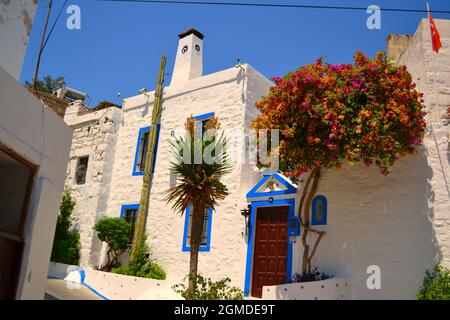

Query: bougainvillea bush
[252,51,426,277]
[253,51,426,176]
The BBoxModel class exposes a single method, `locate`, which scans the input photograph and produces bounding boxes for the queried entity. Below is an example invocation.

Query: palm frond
[164,131,231,215]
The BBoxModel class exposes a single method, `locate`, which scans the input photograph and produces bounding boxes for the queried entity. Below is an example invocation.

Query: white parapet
[82,268,183,300]
[262,277,351,300]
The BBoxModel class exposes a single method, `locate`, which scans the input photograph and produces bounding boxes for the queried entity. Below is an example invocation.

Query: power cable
[99,0,450,14]
[42,0,68,52]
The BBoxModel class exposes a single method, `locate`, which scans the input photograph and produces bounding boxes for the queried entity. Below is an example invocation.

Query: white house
[0,66,72,299]
[64,21,450,300]
[0,0,38,81]
[1,0,73,300]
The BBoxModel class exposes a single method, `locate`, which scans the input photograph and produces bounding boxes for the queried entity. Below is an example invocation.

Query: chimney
[170,28,204,86]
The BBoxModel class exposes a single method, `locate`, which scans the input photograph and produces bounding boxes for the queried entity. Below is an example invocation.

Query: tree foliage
[24,75,65,94]
[112,241,166,280]
[417,264,450,300]
[252,51,426,278]
[94,217,132,270]
[253,51,426,176]
[51,189,80,265]
[173,275,244,300]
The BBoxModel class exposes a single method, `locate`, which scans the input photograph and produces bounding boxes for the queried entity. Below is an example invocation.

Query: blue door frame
[243,198,295,297]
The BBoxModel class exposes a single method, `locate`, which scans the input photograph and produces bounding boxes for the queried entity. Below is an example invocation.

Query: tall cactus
[131,54,167,257]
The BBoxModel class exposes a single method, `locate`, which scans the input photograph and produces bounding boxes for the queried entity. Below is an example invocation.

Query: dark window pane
[124,209,138,226]
[315,200,323,222]
[75,156,89,185]
[138,132,149,172]
[187,207,210,247]
[124,208,138,243]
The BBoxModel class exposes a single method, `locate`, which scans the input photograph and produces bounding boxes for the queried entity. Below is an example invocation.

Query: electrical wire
[42,0,68,52]
[99,0,450,14]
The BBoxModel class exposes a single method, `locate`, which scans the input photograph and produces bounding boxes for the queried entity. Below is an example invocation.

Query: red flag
[429,13,442,53]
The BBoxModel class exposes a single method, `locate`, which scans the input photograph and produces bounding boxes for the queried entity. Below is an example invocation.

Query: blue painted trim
[311,195,328,225]
[193,112,215,121]
[132,124,161,176]
[243,198,295,297]
[246,173,297,198]
[77,268,109,300]
[182,205,213,252]
[120,204,140,219]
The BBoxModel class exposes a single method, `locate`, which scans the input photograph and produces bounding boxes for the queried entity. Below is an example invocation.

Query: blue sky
[21,0,450,107]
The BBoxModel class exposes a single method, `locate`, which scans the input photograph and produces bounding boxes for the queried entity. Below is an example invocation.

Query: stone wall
[397,19,450,266]
[386,34,411,64]
[305,18,450,299]
[64,105,122,266]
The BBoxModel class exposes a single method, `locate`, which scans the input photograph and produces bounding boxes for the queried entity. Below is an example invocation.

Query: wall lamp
[241,204,251,235]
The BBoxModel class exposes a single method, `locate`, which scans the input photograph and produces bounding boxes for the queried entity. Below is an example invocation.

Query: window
[75,156,89,185]
[193,112,215,138]
[132,125,161,176]
[311,195,327,225]
[0,144,36,235]
[120,204,139,242]
[137,132,149,173]
[182,205,213,252]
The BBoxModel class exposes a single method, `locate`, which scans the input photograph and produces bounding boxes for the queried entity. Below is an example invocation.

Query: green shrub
[417,264,450,300]
[112,242,166,280]
[173,276,244,300]
[51,232,80,265]
[94,217,132,270]
[51,189,80,265]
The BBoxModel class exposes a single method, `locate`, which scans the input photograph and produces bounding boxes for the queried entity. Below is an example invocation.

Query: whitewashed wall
[0,66,72,299]
[102,65,272,289]
[63,19,450,300]
[397,19,450,268]
[298,19,450,299]
[0,0,38,80]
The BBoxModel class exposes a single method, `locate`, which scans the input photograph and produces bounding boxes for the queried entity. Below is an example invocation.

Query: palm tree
[164,117,231,291]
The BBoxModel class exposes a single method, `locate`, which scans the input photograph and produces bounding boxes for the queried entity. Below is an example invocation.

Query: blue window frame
[193,112,215,121]
[182,205,213,252]
[193,112,215,138]
[311,195,327,225]
[132,125,161,176]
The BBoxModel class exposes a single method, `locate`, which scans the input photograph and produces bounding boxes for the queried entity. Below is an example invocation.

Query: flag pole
[427,2,440,126]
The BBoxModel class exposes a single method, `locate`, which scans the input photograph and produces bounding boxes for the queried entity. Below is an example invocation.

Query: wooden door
[0,237,23,299]
[0,143,36,299]
[251,206,289,298]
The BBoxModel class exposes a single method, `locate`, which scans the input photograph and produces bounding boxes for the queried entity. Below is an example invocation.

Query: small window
[182,206,212,252]
[137,132,149,173]
[120,204,139,242]
[312,195,327,225]
[133,125,161,176]
[75,156,89,185]
[193,112,215,139]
